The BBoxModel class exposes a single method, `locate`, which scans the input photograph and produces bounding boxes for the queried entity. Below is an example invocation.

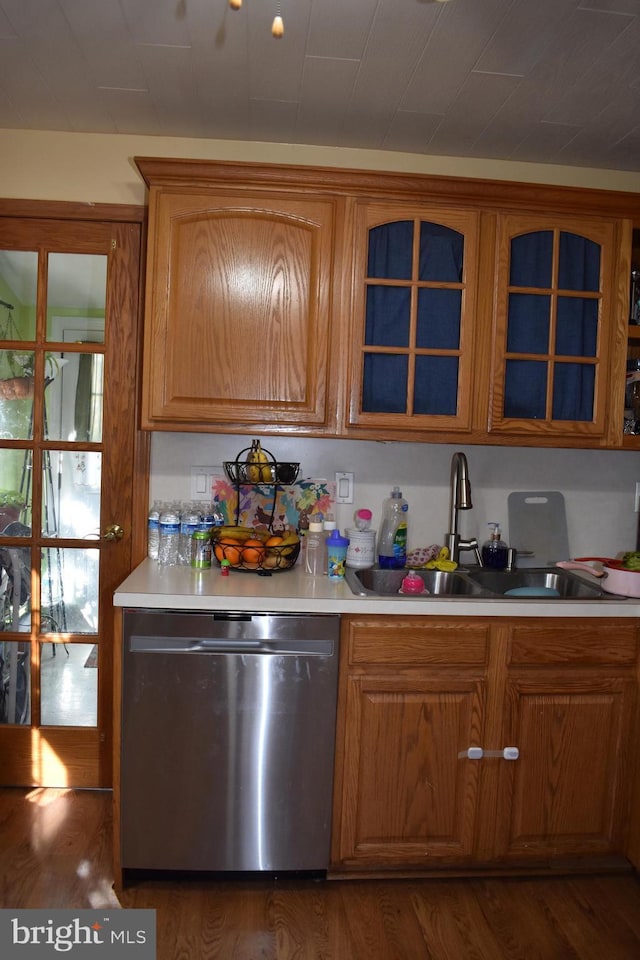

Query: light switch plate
[190,466,222,500]
[335,471,354,503]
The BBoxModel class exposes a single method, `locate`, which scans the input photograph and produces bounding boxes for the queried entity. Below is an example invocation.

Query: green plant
[0,489,26,509]
[0,307,58,380]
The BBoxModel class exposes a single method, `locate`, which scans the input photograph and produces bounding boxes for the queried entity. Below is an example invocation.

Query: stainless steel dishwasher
[120,609,340,874]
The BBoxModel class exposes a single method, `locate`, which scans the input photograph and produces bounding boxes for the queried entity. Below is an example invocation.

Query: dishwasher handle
[190,638,263,652]
[129,634,334,656]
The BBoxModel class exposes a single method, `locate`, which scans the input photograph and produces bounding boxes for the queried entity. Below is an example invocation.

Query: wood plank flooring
[2,786,640,959]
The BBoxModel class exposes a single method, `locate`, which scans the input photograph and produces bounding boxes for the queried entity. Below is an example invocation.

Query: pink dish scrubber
[406,544,441,568]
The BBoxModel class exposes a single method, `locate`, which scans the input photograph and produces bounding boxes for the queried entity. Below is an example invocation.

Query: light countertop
[114,560,640,618]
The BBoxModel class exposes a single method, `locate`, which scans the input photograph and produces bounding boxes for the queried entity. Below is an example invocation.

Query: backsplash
[150,433,640,561]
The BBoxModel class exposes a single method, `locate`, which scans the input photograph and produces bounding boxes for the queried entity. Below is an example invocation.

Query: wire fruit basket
[223,441,299,486]
[211,527,300,573]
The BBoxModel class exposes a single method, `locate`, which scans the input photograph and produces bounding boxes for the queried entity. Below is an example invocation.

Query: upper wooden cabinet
[135,158,639,446]
[345,202,480,436]
[623,225,640,449]
[488,213,621,445]
[136,158,341,432]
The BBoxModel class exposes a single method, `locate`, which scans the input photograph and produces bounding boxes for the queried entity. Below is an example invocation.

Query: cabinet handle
[458,746,520,760]
[483,747,520,760]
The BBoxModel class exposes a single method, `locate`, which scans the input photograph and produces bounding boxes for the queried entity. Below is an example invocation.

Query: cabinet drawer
[345,617,489,666]
[507,621,638,666]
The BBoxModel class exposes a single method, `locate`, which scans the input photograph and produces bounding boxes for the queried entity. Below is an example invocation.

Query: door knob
[103,523,124,541]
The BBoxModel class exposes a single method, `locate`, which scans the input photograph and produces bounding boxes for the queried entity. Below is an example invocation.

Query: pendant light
[227,1,285,37]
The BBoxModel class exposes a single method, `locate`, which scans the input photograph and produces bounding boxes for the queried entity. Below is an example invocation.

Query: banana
[213,525,255,541]
[278,530,300,546]
[247,439,273,483]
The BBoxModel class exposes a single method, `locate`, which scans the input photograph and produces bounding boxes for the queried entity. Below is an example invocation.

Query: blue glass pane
[418,223,463,282]
[365,286,411,347]
[504,360,547,419]
[414,356,458,415]
[362,354,408,413]
[556,297,598,358]
[367,221,413,279]
[552,363,595,421]
[506,294,551,354]
[417,288,461,349]
[510,232,553,287]
[558,232,600,293]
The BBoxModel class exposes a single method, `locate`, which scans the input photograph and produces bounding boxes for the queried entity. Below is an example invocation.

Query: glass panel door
[0,216,141,788]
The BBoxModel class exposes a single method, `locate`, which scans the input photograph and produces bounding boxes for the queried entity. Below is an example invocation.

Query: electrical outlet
[635,482,640,513]
[335,472,354,503]
[190,466,222,500]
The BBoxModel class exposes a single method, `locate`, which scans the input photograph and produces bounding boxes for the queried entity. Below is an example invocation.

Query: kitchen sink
[464,567,608,599]
[345,565,615,600]
[345,567,486,597]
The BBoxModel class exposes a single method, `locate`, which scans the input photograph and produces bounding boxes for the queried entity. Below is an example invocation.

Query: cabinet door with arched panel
[346,203,480,437]
[489,213,620,443]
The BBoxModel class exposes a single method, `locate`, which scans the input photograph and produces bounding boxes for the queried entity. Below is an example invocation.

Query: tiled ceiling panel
[0,0,638,172]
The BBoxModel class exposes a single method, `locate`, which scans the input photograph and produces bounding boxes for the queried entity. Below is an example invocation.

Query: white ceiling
[0,0,639,173]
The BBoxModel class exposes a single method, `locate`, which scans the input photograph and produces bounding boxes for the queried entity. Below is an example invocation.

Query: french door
[0,212,143,787]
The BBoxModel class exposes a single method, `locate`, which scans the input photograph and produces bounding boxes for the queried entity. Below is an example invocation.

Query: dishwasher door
[120,609,340,872]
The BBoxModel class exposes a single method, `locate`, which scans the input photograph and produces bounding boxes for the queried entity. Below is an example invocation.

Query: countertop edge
[113,560,640,618]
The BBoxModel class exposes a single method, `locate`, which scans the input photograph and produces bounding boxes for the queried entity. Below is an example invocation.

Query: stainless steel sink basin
[345,565,614,600]
[345,567,489,598]
[464,567,608,599]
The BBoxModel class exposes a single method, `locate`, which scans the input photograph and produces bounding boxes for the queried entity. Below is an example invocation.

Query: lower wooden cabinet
[331,616,639,874]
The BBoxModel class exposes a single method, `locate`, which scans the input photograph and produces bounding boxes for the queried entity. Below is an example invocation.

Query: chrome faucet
[444,451,482,566]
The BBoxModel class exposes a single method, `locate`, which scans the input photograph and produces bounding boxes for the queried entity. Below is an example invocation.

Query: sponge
[504,586,560,597]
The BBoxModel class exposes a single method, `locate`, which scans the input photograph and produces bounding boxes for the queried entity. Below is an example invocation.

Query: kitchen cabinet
[488,214,622,445]
[623,226,640,447]
[135,158,342,433]
[332,616,490,868]
[332,615,639,874]
[345,203,480,436]
[345,206,629,447]
[492,620,638,865]
[134,157,639,447]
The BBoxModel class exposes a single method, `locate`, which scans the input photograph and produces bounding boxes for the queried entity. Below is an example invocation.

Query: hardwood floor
[2,787,640,959]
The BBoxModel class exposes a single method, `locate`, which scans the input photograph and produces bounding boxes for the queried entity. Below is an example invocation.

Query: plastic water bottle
[378,486,409,569]
[147,501,161,561]
[179,505,200,565]
[158,508,180,566]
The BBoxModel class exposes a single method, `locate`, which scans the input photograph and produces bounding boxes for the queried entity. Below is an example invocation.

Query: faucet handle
[458,537,482,567]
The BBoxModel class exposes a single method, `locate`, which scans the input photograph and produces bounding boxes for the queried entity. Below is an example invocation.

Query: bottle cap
[309,521,324,533]
[327,529,349,547]
[354,509,372,530]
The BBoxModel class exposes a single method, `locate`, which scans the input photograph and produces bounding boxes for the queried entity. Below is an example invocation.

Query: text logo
[0,910,155,957]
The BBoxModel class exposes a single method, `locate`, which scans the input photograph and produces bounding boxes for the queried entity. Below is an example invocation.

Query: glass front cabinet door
[489,214,618,443]
[347,204,480,436]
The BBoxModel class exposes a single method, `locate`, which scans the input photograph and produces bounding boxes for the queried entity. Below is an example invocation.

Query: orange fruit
[214,538,242,566]
[241,538,266,565]
[265,535,284,547]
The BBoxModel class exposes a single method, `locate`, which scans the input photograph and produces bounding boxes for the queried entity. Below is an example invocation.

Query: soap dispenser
[481,522,508,570]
